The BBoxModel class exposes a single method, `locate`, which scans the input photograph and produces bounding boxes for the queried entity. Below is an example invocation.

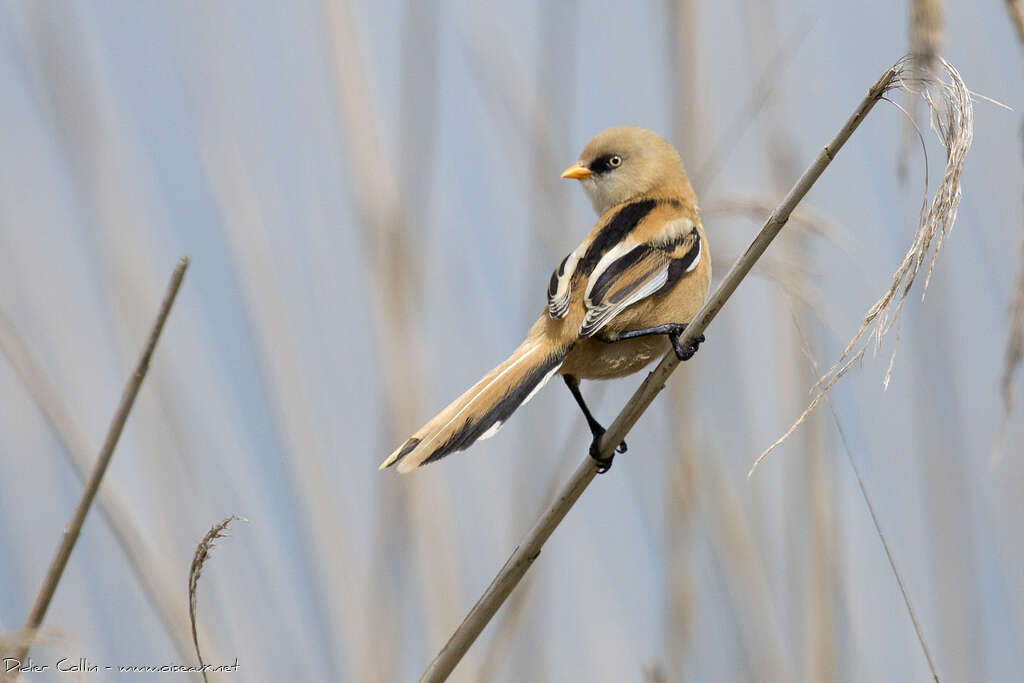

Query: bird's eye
[608,155,623,168]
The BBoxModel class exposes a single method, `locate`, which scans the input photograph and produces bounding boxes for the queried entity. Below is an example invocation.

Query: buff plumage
[382,127,710,473]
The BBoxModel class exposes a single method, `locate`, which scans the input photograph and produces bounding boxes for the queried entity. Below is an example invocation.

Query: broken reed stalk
[5,257,188,678]
[419,63,903,683]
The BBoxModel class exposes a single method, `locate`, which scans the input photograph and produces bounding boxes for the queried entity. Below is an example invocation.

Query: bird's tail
[380,337,569,472]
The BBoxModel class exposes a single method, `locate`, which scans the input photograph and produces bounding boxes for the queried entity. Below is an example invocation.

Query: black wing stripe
[608,271,656,304]
[587,244,653,305]
[656,230,701,296]
[577,199,657,277]
[547,269,559,299]
[548,254,569,299]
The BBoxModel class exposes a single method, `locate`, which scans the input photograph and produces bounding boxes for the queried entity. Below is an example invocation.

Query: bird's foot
[589,437,615,473]
[668,327,705,362]
[588,426,626,473]
[604,323,706,362]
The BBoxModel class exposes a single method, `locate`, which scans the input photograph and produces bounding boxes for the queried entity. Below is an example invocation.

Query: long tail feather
[380,338,568,472]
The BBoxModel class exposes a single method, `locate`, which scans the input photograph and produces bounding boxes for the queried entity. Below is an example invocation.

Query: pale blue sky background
[1,1,1022,681]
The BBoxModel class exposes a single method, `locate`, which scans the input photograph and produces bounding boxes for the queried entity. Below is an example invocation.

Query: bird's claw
[590,438,616,473]
[589,427,626,473]
[669,331,705,362]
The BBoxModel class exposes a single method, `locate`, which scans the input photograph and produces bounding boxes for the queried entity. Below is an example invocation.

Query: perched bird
[380,126,711,473]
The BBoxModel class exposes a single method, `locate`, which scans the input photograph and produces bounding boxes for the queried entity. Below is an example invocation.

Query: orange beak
[560,163,592,180]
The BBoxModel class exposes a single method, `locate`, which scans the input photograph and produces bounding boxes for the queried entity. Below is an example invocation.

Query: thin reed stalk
[4,258,188,679]
[419,62,903,683]
[899,0,945,179]
[999,1,1024,439]
[322,2,467,677]
[739,3,842,669]
[1003,236,1024,421]
[690,13,815,194]
[668,0,702,169]
[0,308,216,670]
[700,445,791,681]
[1007,0,1024,44]
[789,311,940,681]
[471,428,581,682]
[910,0,944,72]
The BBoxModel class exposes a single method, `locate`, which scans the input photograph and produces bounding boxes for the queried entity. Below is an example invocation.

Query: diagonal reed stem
[5,257,189,677]
[420,65,902,683]
[0,304,216,673]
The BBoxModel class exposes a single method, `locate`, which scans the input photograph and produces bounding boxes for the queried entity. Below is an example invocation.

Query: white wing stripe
[685,237,701,273]
[584,240,641,307]
[523,362,561,406]
[479,420,504,440]
[579,266,670,338]
[548,250,581,319]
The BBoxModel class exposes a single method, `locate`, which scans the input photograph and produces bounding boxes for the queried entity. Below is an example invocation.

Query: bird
[380,126,711,473]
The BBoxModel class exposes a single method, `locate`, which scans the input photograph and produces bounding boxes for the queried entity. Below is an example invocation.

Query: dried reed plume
[752,56,973,475]
[188,516,245,683]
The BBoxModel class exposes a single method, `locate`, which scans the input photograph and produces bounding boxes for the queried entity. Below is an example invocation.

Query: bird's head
[561,126,694,215]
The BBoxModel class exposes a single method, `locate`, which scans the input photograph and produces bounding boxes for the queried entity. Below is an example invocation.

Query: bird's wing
[546,249,582,319]
[579,220,701,338]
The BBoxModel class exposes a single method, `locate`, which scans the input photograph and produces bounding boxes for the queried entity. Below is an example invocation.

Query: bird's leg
[602,323,706,362]
[562,374,627,473]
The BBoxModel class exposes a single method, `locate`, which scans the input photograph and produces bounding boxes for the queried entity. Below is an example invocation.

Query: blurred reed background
[0,0,1022,681]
